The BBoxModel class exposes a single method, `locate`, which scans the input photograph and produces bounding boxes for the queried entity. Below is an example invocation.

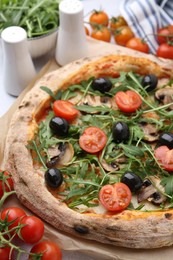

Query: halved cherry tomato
[114,26,134,46]
[29,240,62,260]
[110,16,127,33]
[91,27,111,42]
[157,25,173,44]
[0,170,13,198]
[114,90,142,113]
[154,146,173,171]
[79,126,107,154]
[20,215,44,244]
[1,207,26,235]
[53,100,78,121]
[156,43,173,59]
[126,37,149,53]
[99,183,132,212]
[89,10,109,28]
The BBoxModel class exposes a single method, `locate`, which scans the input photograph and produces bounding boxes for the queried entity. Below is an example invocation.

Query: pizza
[3,54,173,249]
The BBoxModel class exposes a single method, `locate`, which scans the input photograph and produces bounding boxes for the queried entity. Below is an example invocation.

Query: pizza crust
[3,54,173,249]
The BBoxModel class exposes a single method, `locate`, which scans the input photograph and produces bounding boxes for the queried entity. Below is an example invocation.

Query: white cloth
[120,0,173,54]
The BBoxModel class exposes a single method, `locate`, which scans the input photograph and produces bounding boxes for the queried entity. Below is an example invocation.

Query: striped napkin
[120,0,173,54]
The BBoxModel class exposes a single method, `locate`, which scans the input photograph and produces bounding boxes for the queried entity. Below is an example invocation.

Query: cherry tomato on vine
[157,25,173,44]
[53,100,78,121]
[114,90,142,113]
[89,10,109,28]
[85,26,89,36]
[0,170,13,198]
[114,26,134,46]
[79,126,107,154]
[154,146,173,171]
[1,207,26,234]
[99,183,132,212]
[0,246,11,260]
[156,43,173,59]
[110,15,127,32]
[29,240,62,260]
[91,27,111,42]
[20,215,44,244]
[126,37,149,53]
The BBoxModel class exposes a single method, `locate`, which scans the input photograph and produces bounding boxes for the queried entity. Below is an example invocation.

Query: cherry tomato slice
[29,240,62,260]
[154,146,173,171]
[53,100,78,121]
[99,183,132,212]
[79,126,107,154]
[114,90,142,113]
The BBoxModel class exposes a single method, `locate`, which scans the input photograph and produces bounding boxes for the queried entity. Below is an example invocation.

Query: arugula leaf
[161,176,173,197]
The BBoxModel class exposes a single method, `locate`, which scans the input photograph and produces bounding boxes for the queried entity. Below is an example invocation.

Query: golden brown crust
[3,54,173,249]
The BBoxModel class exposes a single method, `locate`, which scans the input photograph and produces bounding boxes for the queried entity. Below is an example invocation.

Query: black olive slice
[49,116,69,136]
[121,171,143,193]
[45,168,63,188]
[112,122,130,143]
[158,132,173,149]
[91,77,112,93]
[141,74,158,92]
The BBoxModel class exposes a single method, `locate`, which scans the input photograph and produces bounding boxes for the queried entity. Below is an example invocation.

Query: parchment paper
[1,38,173,260]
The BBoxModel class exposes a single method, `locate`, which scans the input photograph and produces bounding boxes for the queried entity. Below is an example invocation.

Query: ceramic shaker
[55,0,88,66]
[1,26,36,96]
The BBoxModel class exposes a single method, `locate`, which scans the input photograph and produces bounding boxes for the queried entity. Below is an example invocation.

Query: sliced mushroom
[100,157,127,172]
[140,122,159,142]
[79,94,112,107]
[155,86,173,110]
[137,176,166,205]
[46,142,74,168]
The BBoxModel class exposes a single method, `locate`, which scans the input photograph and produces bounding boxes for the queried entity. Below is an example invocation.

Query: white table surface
[0,1,121,259]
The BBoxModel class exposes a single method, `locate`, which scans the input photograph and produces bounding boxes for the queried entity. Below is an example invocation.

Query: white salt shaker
[1,26,36,96]
[55,0,88,66]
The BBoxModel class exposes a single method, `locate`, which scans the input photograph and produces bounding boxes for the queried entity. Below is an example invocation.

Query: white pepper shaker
[1,26,36,96]
[55,0,88,66]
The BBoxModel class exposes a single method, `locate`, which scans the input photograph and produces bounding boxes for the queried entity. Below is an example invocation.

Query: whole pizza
[3,54,173,249]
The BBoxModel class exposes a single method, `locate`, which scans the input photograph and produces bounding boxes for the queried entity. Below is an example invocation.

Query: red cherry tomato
[126,37,149,53]
[0,170,13,198]
[53,100,78,121]
[157,25,173,44]
[79,126,107,154]
[20,215,44,244]
[114,90,142,113]
[1,207,26,234]
[91,27,111,42]
[110,16,127,33]
[85,26,89,36]
[29,240,62,260]
[89,10,109,28]
[156,43,173,59]
[154,146,173,171]
[114,26,134,46]
[99,183,132,212]
[0,247,11,260]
